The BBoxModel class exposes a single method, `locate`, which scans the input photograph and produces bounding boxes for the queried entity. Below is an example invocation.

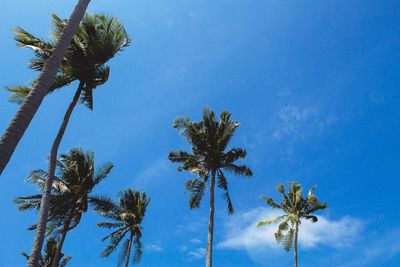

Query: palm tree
[7,13,130,265]
[257,182,328,267]
[0,0,91,177]
[15,148,113,267]
[91,189,150,267]
[168,108,252,267]
[22,237,72,267]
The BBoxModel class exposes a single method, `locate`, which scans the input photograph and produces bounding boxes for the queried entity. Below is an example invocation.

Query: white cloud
[187,247,206,260]
[146,244,163,252]
[217,207,362,250]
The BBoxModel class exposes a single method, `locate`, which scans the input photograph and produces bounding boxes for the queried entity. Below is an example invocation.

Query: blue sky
[0,0,399,266]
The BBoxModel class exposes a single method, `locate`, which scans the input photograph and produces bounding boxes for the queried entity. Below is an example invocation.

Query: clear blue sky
[0,0,399,266]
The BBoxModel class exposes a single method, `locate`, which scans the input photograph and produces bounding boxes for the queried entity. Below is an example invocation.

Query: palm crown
[91,189,150,266]
[14,148,113,235]
[8,13,130,109]
[257,182,328,251]
[168,108,252,214]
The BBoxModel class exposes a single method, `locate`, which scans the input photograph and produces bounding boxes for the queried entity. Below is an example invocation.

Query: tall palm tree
[22,237,72,267]
[7,13,130,265]
[168,108,252,267]
[257,182,328,267]
[15,148,113,267]
[91,189,150,267]
[0,0,91,177]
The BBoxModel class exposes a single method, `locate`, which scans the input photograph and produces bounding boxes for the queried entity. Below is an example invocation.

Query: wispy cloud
[190,238,203,244]
[133,158,169,189]
[187,247,206,260]
[337,228,400,267]
[217,207,362,250]
[272,105,337,141]
[146,243,163,252]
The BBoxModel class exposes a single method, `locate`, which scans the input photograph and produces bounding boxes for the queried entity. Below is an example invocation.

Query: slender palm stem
[0,0,91,176]
[294,221,299,267]
[28,83,83,267]
[52,215,72,267]
[125,234,133,267]
[206,170,216,267]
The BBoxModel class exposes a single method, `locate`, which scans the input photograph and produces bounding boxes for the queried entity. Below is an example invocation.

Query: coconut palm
[7,13,129,264]
[168,108,252,267]
[15,148,113,267]
[22,237,71,267]
[257,182,328,267]
[91,189,150,267]
[0,0,91,178]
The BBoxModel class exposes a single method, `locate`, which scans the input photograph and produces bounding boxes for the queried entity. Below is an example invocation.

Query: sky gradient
[0,0,399,266]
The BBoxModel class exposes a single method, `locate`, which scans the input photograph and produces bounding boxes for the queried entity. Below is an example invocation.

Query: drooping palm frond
[101,229,129,258]
[132,235,143,264]
[217,170,234,214]
[186,177,208,209]
[117,237,131,267]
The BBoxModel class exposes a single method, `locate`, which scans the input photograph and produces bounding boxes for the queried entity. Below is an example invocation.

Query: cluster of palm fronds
[16,148,149,267]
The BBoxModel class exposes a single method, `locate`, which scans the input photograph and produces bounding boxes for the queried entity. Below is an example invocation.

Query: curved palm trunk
[294,221,299,267]
[52,216,72,267]
[28,83,83,267]
[125,234,133,267]
[206,170,216,267]
[0,0,90,175]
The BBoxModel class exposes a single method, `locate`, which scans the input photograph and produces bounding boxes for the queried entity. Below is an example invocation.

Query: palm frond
[132,235,143,264]
[217,170,234,214]
[117,237,130,267]
[257,215,287,227]
[93,162,113,186]
[260,195,281,209]
[186,177,207,209]
[101,229,129,258]
[223,164,252,177]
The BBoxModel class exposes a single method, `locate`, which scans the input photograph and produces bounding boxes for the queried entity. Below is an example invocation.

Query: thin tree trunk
[125,234,133,267]
[206,170,216,267]
[0,0,90,176]
[294,221,299,267]
[52,216,72,267]
[27,83,83,267]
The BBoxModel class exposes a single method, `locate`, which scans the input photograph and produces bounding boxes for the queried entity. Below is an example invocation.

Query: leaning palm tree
[257,182,328,267]
[0,0,91,178]
[15,148,113,267]
[22,237,71,267]
[168,108,252,267]
[7,13,129,264]
[91,189,150,267]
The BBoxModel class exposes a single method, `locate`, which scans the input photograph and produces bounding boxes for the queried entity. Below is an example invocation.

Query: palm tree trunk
[294,221,299,267]
[125,234,133,267]
[206,170,216,267]
[27,83,83,267]
[52,216,72,267]
[0,0,90,176]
